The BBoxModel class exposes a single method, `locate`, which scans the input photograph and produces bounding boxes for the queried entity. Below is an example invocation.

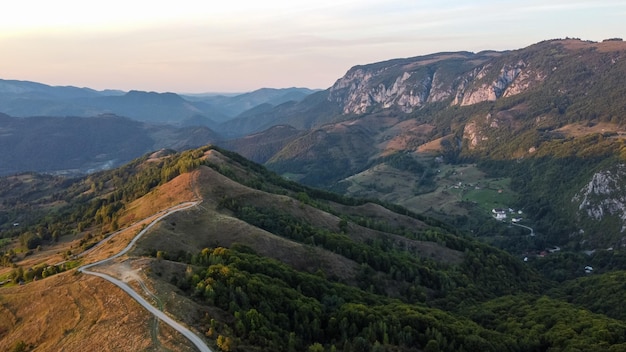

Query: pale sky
[1,0,624,93]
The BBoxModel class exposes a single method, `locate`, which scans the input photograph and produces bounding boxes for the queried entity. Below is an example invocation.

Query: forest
[160,245,626,352]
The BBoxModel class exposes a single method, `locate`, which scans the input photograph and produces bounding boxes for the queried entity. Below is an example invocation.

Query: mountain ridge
[0,80,316,126]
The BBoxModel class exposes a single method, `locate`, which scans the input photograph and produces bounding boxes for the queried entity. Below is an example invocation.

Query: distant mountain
[0,113,219,176]
[84,90,211,125]
[183,87,318,121]
[0,80,316,127]
[0,79,119,117]
[215,90,342,137]
[0,78,118,98]
[0,86,317,176]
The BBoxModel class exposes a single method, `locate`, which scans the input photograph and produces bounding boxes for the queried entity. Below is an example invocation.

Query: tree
[10,340,27,352]
[308,343,324,352]
[425,339,441,352]
[18,232,41,250]
[216,335,233,351]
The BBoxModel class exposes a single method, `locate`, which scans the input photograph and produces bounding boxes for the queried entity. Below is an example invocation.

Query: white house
[492,208,507,220]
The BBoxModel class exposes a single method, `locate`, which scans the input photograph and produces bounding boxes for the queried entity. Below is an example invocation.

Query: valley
[3,37,626,351]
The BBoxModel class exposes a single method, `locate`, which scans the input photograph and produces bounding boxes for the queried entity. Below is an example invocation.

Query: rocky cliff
[573,164,626,235]
[326,38,626,132]
[327,52,485,114]
[327,47,551,115]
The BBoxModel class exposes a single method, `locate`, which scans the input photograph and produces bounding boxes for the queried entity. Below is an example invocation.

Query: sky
[1,0,624,93]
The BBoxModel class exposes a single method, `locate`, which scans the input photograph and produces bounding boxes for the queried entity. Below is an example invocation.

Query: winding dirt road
[78,201,212,352]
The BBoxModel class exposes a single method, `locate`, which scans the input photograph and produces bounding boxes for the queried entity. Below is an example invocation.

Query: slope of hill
[3,146,626,351]
[218,125,305,164]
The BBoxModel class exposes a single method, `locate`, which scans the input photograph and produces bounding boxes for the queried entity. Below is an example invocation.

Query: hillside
[219,125,305,164]
[3,146,626,351]
[258,39,626,178]
[225,38,626,250]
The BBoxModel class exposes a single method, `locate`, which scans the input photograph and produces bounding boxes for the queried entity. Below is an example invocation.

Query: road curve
[511,221,534,236]
[78,201,212,352]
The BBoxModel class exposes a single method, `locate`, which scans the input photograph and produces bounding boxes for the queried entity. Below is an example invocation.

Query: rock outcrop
[573,164,626,232]
[328,53,486,115]
[328,65,437,114]
[328,51,549,115]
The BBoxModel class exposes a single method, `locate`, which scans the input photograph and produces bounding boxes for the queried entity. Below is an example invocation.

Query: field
[455,177,517,212]
[344,161,518,221]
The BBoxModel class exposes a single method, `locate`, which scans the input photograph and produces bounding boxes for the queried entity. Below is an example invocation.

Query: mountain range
[3,37,626,251]
[0,79,315,127]
[3,36,626,351]
[0,82,315,175]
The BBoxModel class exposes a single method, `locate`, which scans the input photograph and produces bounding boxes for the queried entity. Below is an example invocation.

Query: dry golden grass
[0,170,204,351]
[417,134,451,153]
[119,171,199,226]
[554,122,626,138]
[561,38,626,52]
[0,270,194,351]
[0,271,151,351]
[134,165,361,281]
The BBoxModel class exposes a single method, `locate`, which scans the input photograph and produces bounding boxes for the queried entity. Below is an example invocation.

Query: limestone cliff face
[463,120,485,149]
[328,52,546,115]
[328,65,441,114]
[327,52,492,115]
[573,164,626,232]
[454,60,545,106]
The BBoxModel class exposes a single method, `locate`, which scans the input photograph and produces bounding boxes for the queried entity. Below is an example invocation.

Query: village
[491,207,524,223]
[490,207,598,274]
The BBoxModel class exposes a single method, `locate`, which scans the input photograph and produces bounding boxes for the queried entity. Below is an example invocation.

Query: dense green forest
[159,245,626,352]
